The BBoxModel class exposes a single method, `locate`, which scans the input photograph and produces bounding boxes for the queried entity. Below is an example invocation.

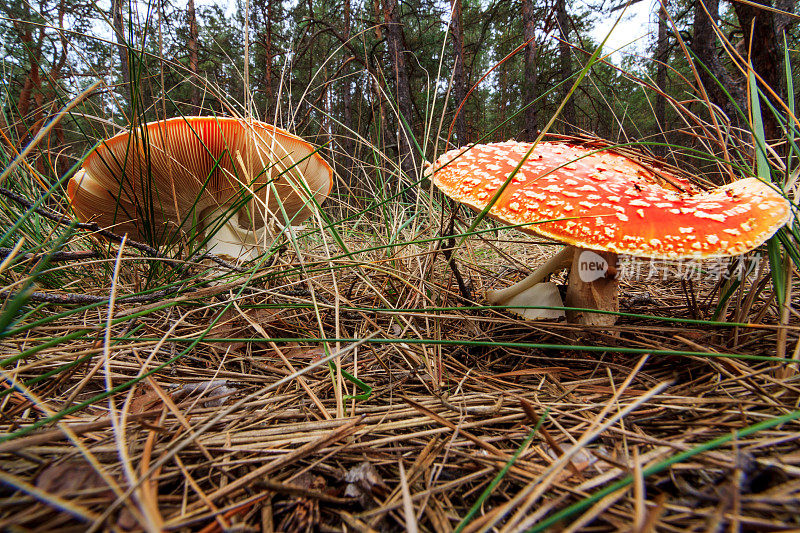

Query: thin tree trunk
[775,0,796,35]
[450,0,468,145]
[499,67,507,121]
[691,0,743,119]
[382,0,416,186]
[556,0,575,134]
[655,0,669,155]
[256,0,275,119]
[522,0,537,141]
[187,0,200,109]
[372,0,386,162]
[13,23,37,144]
[112,0,131,102]
[48,0,69,176]
[733,0,783,142]
[24,26,45,167]
[341,0,356,187]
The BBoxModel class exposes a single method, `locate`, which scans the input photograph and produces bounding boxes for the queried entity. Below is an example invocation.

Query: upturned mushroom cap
[68,116,333,246]
[503,281,566,321]
[431,141,791,258]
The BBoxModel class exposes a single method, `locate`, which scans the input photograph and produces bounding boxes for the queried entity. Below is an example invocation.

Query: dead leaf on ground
[543,444,609,478]
[281,344,326,361]
[127,388,164,416]
[35,460,138,530]
[343,461,389,507]
[277,472,327,533]
[36,459,112,497]
[173,380,237,407]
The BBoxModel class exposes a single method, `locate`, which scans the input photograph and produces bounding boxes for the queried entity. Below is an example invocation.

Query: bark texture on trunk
[382,0,417,190]
[255,0,276,118]
[655,0,669,155]
[522,0,537,141]
[556,0,575,134]
[733,0,783,142]
[340,0,356,187]
[691,0,743,119]
[112,0,131,101]
[187,0,199,109]
[522,0,538,141]
[450,0,468,145]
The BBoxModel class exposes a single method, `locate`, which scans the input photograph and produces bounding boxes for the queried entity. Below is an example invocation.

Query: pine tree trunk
[775,0,796,35]
[112,0,131,102]
[382,0,416,188]
[733,0,783,142]
[341,0,356,188]
[691,0,743,119]
[450,0,468,145]
[522,0,537,141]
[256,0,275,119]
[13,22,37,144]
[187,0,200,109]
[556,0,575,134]
[655,0,669,155]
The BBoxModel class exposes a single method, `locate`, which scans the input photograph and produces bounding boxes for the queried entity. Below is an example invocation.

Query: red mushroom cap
[68,116,333,240]
[432,141,792,258]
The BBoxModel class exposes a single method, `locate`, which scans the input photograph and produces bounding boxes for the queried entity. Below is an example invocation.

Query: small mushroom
[68,116,333,260]
[430,141,792,325]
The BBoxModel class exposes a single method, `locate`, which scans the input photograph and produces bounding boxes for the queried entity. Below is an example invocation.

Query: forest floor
[1,217,798,532]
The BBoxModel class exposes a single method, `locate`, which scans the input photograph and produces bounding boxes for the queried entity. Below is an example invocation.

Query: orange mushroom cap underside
[432,141,793,259]
[68,116,333,240]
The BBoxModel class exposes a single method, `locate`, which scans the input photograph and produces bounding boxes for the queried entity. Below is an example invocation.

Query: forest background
[4,0,796,202]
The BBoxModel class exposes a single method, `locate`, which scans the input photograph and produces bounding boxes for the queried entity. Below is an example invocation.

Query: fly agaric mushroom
[430,141,792,325]
[68,116,333,260]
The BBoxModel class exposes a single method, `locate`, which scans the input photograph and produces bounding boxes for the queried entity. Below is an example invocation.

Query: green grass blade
[455,408,549,533]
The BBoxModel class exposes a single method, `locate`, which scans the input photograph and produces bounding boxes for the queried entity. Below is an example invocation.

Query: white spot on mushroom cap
[694,211,727,223]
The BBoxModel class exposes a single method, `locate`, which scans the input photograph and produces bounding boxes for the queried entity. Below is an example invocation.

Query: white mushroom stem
[202,206,273,262]
[486,246,574,305]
